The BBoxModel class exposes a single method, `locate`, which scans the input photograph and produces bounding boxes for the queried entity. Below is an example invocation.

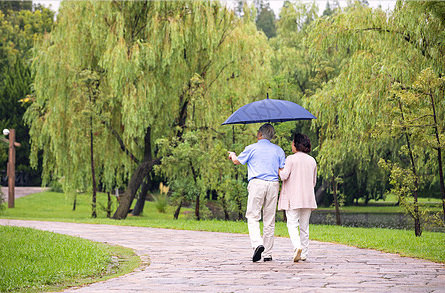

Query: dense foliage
[25,1,270,219]
[300,1,445,235]
[0,2,54,184]
[16,0,445,234]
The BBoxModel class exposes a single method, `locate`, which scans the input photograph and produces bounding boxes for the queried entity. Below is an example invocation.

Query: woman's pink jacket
[278,152,317,211]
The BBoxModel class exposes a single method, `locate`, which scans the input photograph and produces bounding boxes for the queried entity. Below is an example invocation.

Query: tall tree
[0,1,32,15]
[322,1,335,17]
[256,6,276,38]
[26,1,272,219]
[379,68,445,231]
[304,1,445,234]
[0,4,54,185]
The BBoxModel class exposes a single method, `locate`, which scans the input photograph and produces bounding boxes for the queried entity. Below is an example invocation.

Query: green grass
[0,191,444,267]
[317,205,407,213]
[0,191,190,221]
[0,225,139,292]
[317,193,443,213]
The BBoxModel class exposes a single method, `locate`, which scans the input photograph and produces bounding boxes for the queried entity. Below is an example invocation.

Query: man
[228,123,285,262]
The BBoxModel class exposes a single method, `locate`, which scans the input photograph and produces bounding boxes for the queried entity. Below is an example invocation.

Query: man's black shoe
[252,245,264,262]
[263,257,272,262]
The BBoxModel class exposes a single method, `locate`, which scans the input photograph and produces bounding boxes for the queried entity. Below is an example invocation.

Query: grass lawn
[317,193,443,213]
[0,225,139,292]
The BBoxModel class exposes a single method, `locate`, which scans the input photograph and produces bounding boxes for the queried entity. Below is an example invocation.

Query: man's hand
[228,151,240,165]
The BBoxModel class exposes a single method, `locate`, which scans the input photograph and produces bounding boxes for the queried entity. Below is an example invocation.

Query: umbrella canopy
[222,98,316,125]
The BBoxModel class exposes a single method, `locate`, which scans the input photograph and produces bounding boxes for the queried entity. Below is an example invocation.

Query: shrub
[153,193,168,213]
[0,188,5,212]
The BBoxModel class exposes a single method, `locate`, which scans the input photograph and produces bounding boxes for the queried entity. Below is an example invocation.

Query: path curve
[1,219,444,293]
[1,186,49,202]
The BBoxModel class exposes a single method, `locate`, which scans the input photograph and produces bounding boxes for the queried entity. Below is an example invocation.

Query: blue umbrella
[222,97,316,125]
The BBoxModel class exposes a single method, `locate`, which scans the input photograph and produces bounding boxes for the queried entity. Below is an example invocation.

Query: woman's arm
[279,157,291,181]
[313,163,317,187]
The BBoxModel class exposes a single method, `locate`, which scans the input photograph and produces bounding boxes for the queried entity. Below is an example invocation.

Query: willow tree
[304,1,445,234]
[154,4,273,220]
[272,1,388,207]
[271,1,333,205]
[26,1,272,219]
[271,1,319,102]
[379,68,445,230]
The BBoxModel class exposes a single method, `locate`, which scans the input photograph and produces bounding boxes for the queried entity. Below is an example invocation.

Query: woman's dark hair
[293,133,311,153]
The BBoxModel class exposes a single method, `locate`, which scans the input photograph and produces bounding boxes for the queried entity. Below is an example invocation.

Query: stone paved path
[1,219,444,293]
[1,186,48,202]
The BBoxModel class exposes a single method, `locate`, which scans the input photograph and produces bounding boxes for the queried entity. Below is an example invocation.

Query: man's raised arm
[228,151,241,165]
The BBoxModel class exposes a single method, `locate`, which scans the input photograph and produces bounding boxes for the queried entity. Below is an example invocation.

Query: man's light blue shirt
[237,139,286,182]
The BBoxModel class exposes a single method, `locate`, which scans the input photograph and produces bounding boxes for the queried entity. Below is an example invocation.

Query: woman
[279,133,317,262]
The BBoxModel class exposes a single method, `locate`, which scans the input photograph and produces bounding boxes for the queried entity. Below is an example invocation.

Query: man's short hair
[258,123,274,140]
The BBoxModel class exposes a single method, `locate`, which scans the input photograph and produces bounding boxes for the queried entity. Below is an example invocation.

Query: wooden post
[8,129,16,208]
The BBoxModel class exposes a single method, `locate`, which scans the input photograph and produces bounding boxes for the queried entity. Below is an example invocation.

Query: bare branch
[208,61,233,90]
[102,121,140,164]
[112,0,122,11]
[406,114,435,124]
[349,27,432,58]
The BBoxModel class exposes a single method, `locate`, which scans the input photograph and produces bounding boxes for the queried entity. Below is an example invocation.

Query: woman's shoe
[293,248,302,262]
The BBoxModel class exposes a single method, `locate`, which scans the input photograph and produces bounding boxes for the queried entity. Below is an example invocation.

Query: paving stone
[0,219,444,293]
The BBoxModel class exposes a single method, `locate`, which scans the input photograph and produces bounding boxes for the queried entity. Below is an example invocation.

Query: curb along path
[1,219,444,293]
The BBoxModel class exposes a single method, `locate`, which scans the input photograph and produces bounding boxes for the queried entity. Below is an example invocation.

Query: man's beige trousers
[246,179,279,258]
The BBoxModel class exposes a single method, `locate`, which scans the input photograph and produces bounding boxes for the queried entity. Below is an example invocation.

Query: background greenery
[1,0,444,234]
[0,1,53,185]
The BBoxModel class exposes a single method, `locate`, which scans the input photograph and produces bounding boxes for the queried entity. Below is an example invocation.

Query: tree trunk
[195,193,200,220]
[90,117,97,218]
[399,97,422,237]
[406,133,422,237]
[233,170,243,221]
[112,158,161,219]
[430,89,445,223]
[399,101,422,236]
[221,194,230,221]
[133,127,153,216]
[218,171,230,220]
[332,176,341,226]
[107,191,112,218]
[113,127,154,219]
[231,115,243,221]
[72,194,77,211]
[190,161,200,220]
[236,196,243,221]
[174,199,183,220]
[174,93,189,141]
[131,177,150,216]
[413,195,422,237]
[315,180,328,205]
[435,147,445,224]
